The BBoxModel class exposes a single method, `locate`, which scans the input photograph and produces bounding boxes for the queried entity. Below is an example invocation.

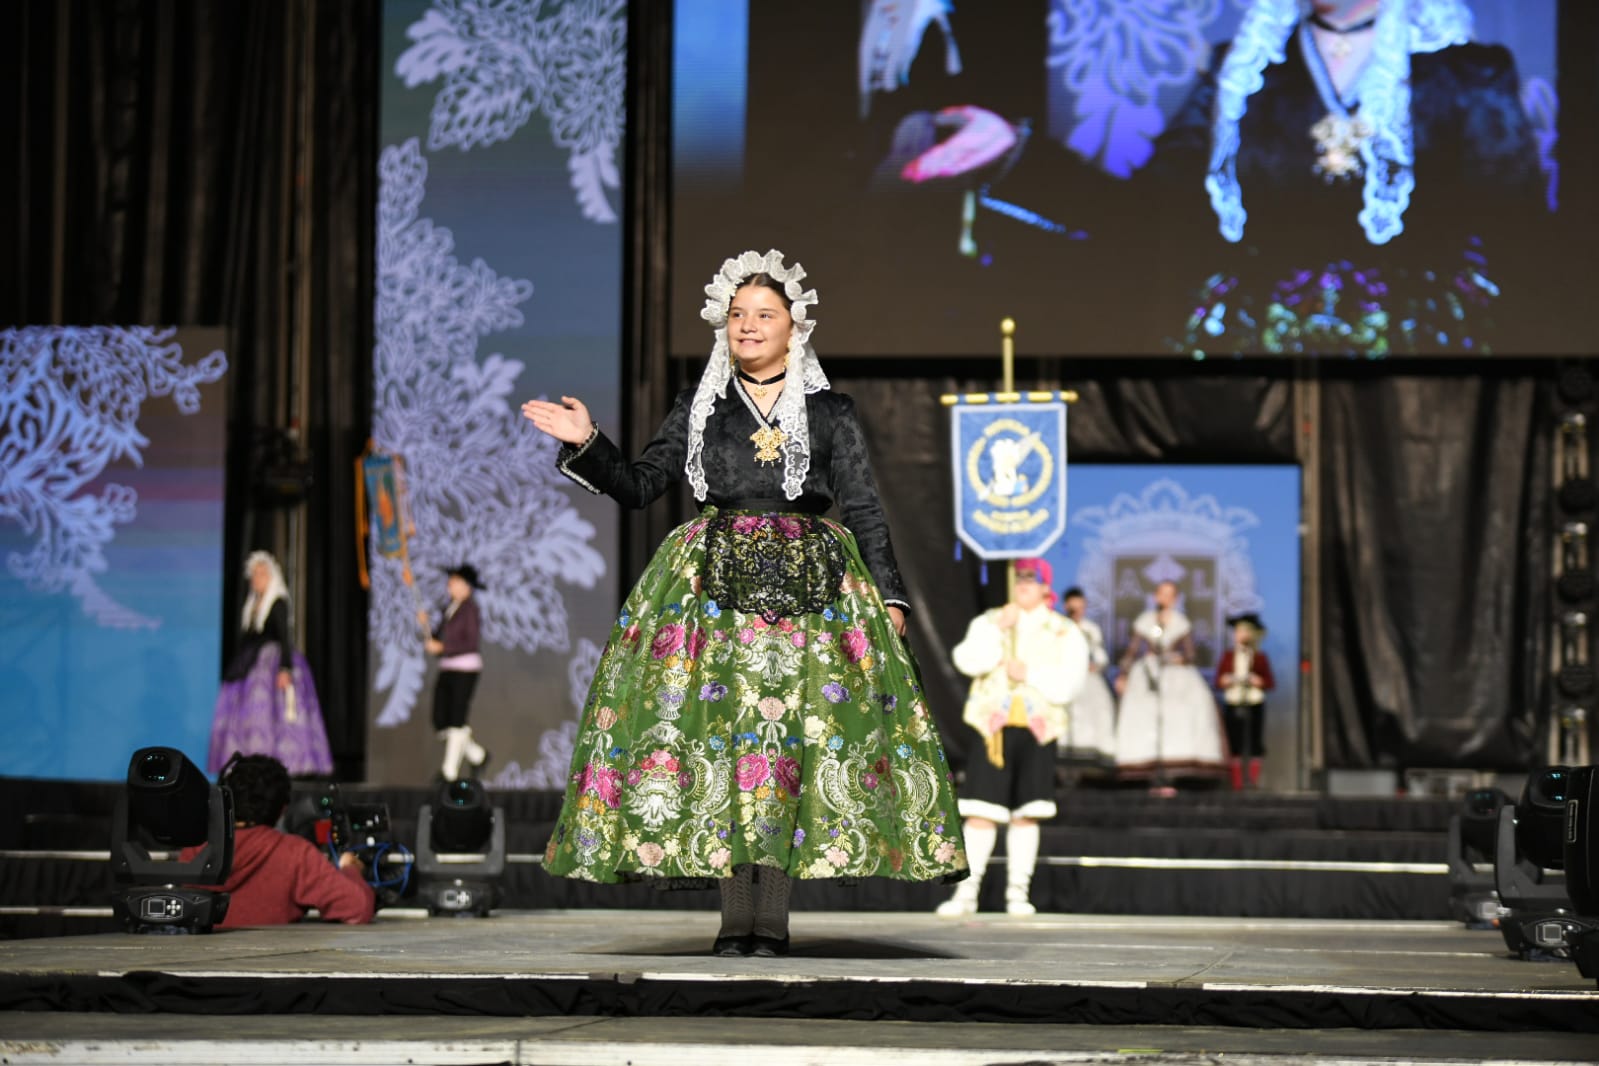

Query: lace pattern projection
[370,139,605,727]
[1047,0,1226,178]
[688,249,826,502]
[0,326,227,630]
[701,511,848,625]
[395,0,627,223]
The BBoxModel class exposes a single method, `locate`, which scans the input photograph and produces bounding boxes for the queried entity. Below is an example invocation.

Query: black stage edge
[2,971,1594,1033]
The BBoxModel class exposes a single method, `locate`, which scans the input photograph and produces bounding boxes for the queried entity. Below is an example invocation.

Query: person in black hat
[1215,612,1275,790]
[417,564,488,780]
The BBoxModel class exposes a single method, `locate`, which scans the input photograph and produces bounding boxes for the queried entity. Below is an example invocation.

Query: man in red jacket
[1214,612,1276,790]
[186,754,375,927]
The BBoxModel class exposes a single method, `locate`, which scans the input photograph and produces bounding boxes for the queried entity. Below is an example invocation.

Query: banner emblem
[951,398,1068,559]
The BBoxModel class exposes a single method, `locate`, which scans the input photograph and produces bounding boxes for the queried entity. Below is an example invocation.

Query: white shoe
[1005,898,1037,916]
[936,895,977,918]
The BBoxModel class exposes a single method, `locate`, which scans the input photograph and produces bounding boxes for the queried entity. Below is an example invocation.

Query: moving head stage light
[415,777,505,917]
[1495,767,1599,960]
[1448,788,1508,928]
[109,747,233,933]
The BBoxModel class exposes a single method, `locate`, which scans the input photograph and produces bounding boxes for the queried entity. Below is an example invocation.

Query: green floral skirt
[543,507,968,885]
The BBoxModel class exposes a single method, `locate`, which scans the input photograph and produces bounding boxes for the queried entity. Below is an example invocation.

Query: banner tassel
[954,541,963,562]
[979,562,988,586]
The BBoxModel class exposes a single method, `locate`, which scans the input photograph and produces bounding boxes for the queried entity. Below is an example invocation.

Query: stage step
[0,779,1461,934]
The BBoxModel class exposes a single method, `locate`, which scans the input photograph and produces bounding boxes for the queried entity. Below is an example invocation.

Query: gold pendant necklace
[734,366,789,464]
[750,424,787,464]
[1310,112,1373,182]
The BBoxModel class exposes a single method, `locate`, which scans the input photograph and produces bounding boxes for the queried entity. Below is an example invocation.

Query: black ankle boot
[750,933,789,957]
[712,933,754,957]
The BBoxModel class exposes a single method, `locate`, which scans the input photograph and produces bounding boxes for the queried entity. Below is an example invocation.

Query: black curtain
[1319,367,1554,770]
[1,0,379,776]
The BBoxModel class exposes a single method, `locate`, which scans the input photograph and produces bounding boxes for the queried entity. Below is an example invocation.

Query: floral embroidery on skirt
[543,507,968,884]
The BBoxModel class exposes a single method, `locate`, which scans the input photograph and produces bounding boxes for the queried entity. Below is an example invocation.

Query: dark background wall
[4,0,1594,778]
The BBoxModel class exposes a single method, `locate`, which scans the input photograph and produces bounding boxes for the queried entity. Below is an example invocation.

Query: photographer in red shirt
[185,754,374,927]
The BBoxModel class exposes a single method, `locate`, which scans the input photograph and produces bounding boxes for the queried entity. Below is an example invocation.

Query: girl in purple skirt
[208,551,333,776]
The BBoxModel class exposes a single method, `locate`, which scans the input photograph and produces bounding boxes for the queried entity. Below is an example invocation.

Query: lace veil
[688,249,826,501]
[241,550,289,632]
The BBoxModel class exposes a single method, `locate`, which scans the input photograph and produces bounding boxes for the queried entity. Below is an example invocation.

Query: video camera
[287,784,414,907]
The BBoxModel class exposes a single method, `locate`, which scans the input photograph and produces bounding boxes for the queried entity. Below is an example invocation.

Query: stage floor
[2,911,1595,1061]
[1,1013,1595,1066]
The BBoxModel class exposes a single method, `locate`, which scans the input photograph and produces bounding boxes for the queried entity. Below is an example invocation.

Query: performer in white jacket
[1058,587,1118,769]
[937,558,1089,916]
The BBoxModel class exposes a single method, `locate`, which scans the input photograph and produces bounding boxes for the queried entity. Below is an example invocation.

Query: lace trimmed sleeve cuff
[556,424,607,495]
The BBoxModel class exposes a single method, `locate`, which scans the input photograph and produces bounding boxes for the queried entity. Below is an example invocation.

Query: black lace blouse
[557,386,910,610]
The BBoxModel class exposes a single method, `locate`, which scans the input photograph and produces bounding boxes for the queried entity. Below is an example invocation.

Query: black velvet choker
[1308,12,1377,35]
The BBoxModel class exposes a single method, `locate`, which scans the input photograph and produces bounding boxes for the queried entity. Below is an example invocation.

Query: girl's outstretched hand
[522,396,593,445]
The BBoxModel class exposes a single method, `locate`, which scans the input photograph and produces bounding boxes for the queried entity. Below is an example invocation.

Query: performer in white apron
[1058,586,1117,769]
[1113,581,1228,786]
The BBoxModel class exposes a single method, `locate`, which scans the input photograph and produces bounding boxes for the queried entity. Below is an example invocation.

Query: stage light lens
[137,750,175,784]
[1530,769,1570,807]
[1517,768,1573,871]
[1465,789,1502,818]
[431,777,492,853]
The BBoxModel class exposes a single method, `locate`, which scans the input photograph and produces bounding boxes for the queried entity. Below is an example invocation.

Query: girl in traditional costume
[1113,580,1229,787]
[208,551,333,776]
[523,250,967,956]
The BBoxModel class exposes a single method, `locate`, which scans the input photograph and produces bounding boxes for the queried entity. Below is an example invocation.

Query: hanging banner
[948,393,1069,560]
[359,451,407,559]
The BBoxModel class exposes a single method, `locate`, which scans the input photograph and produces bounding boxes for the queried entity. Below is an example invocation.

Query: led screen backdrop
[0,327,229,780]
[672,0,1582,357]
[369,0,626,786]
[1041,464,1303,788]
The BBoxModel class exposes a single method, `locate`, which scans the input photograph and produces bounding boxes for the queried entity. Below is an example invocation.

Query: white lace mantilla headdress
[688,249,827,501]
[1205,0,1474,246]
[241,550,289,632]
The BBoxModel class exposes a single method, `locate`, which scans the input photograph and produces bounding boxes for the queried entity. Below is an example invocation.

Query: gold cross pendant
[1310,112,1372,182]
[750,424,787,464]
